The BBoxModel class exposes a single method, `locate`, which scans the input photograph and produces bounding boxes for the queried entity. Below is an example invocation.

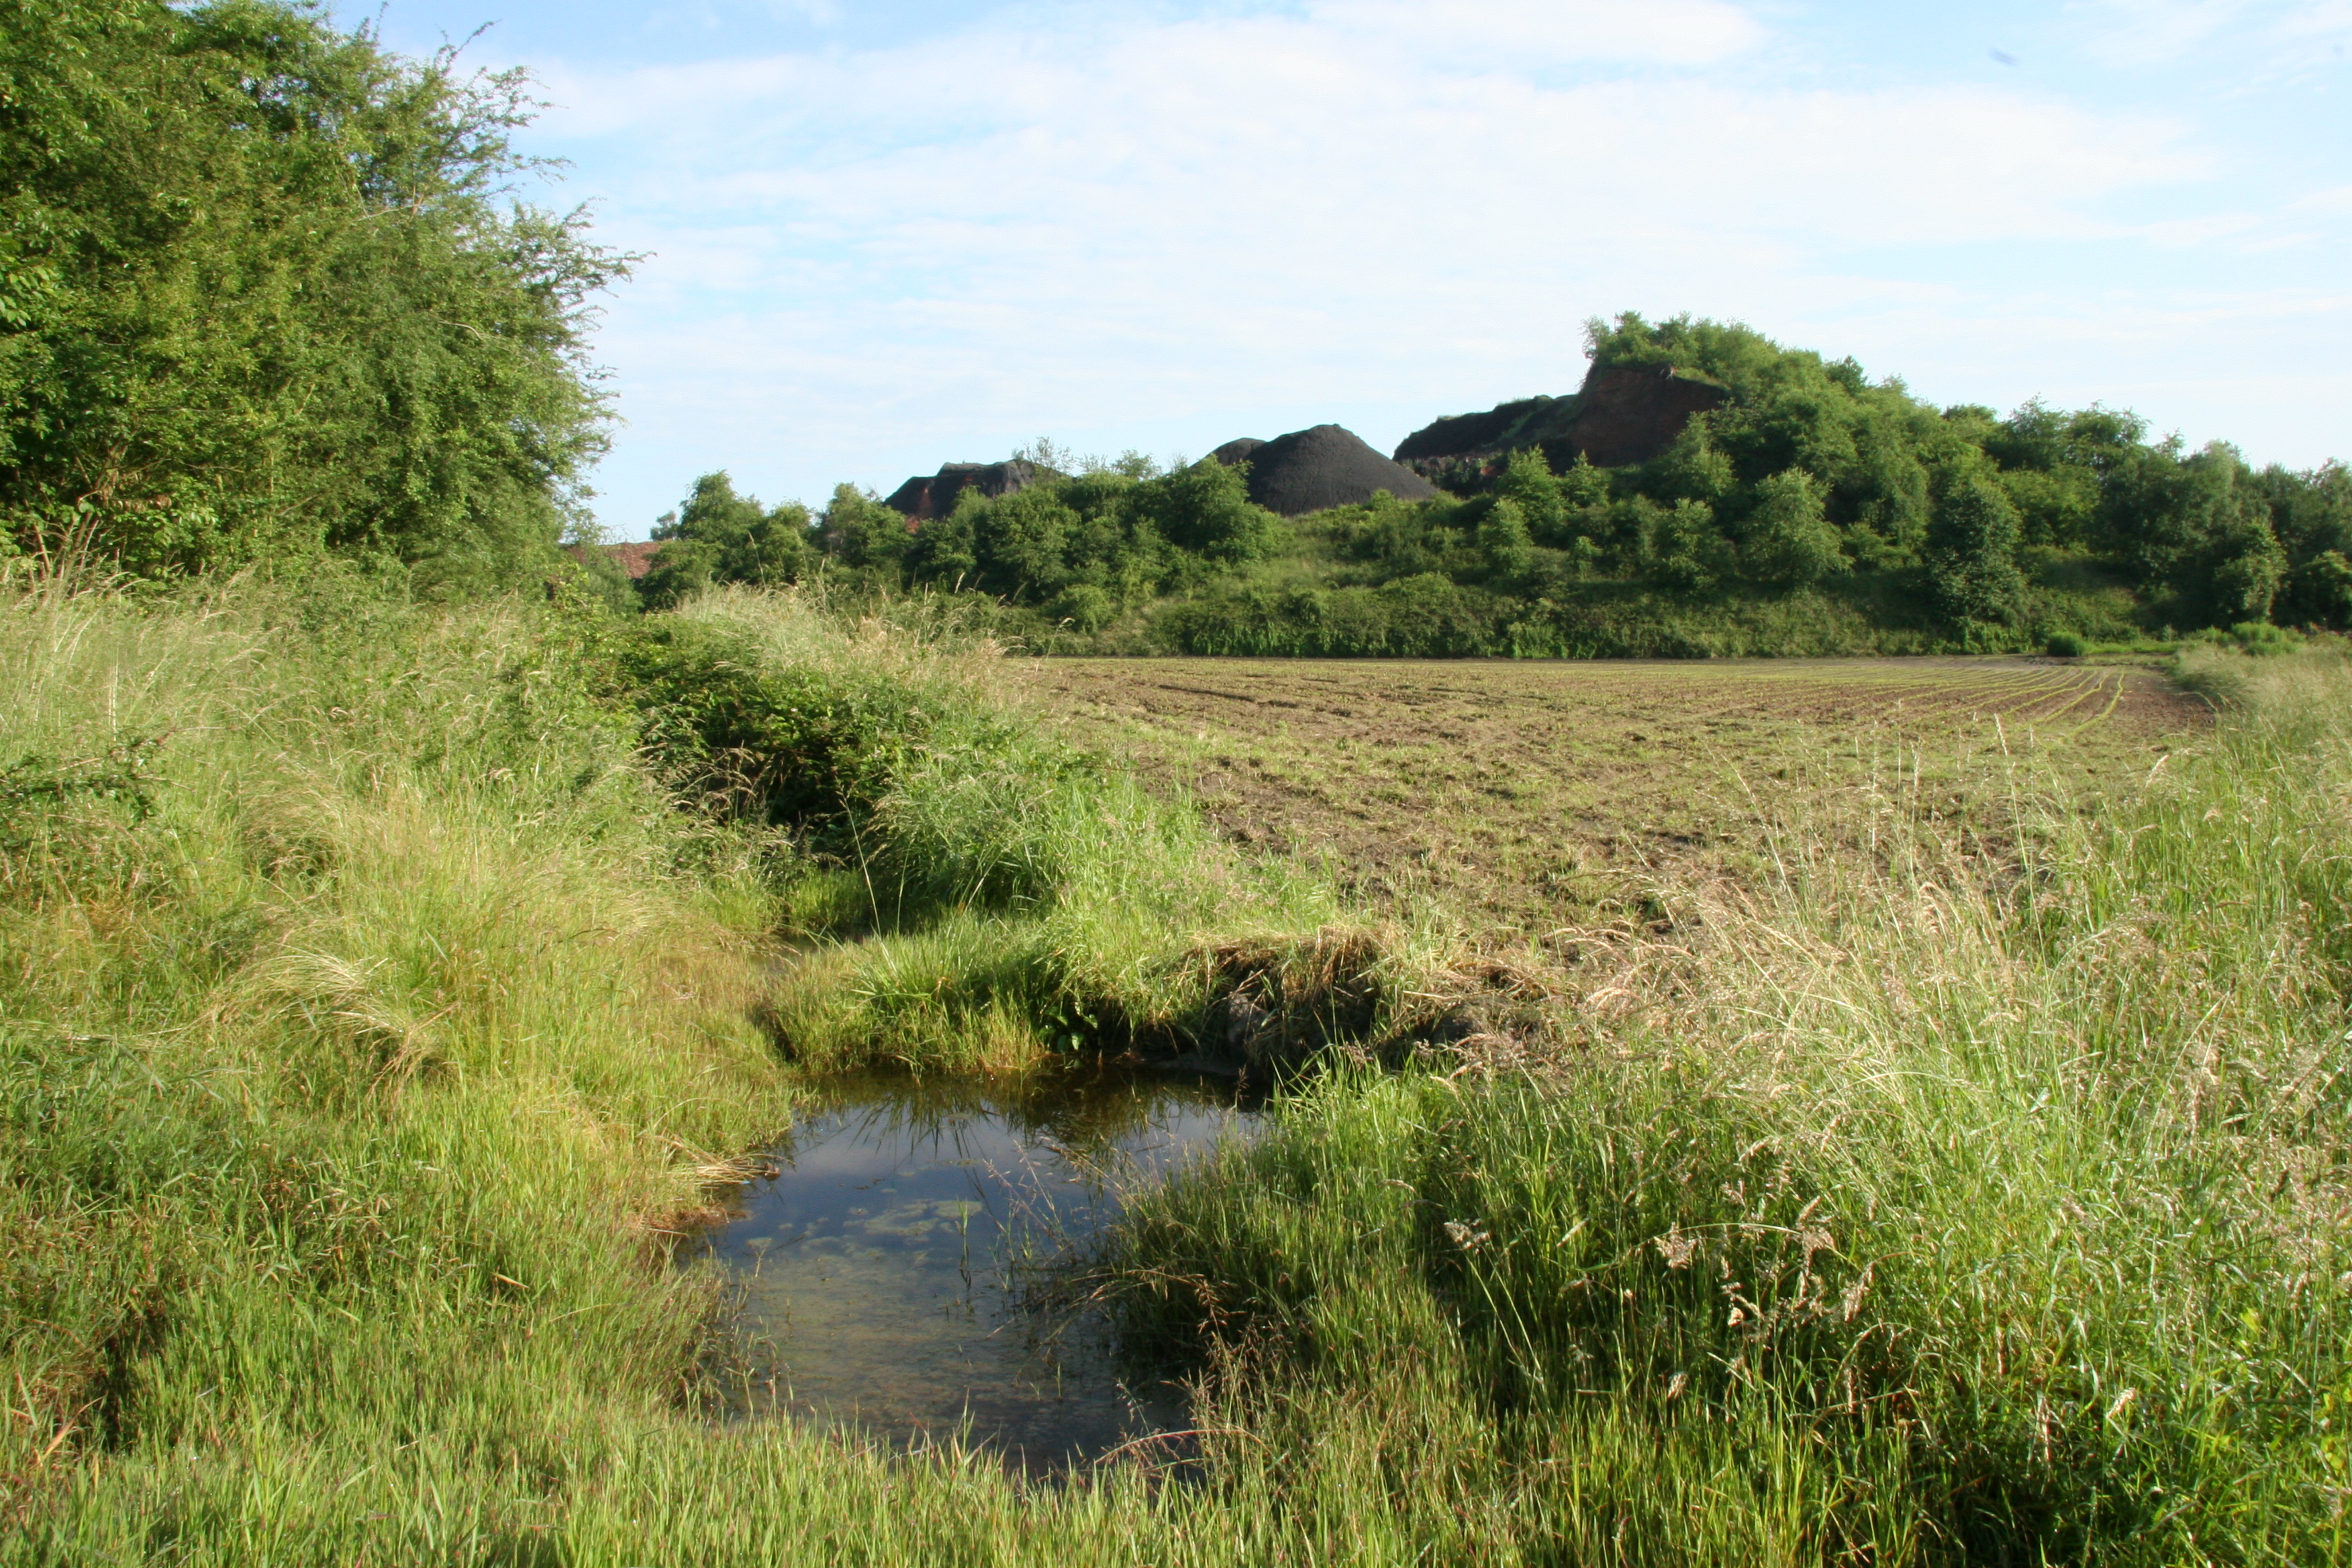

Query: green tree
[1557,452,1611,510]
[1494,448,1566,542]
[820,485,910,573]
[1645,422,1735,507]
[2255,460,2352,624]
[1475,497,1534,582]
[1741,469,1847,586]
[974,486,1081,600]
[1643,499,1732,593]
[637,472,810,610]
[903,491,979,587]
[2102,443,2289,625]
[1128,458,1285,565]
[0,0,624,584]
[1926,470,2026,626]
[2287,550,2352,628]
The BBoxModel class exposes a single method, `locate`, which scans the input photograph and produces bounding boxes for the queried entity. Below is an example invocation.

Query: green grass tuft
[5,569,2346,1563]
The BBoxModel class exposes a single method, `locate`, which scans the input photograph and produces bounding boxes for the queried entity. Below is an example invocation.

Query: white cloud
[1307,0,1767,66]
[2067,0,2352,64]
[2290,182,2352,211]
[511,2,2345,524]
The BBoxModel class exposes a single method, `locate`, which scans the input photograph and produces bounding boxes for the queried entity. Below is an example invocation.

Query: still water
[701,1066,1257,1471]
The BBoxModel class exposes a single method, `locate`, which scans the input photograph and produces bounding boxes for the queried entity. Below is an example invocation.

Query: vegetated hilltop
[637,313,2352,656]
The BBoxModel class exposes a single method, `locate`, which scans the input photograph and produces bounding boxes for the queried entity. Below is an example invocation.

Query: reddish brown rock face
[1393,363,1728,479]
[568,540,663,579]
[1555,364,1727,470]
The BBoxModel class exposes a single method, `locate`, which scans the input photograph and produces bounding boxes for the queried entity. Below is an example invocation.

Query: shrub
[1740,469,1847,586]
[0,1,623,583]
[637,472,813,610]
[1927,471,2027,624]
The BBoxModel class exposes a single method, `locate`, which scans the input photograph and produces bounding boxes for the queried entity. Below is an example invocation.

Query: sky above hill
[358,0,2352,539]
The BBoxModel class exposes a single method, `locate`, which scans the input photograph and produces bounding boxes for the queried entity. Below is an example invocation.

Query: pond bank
[699,1065,1260,1472]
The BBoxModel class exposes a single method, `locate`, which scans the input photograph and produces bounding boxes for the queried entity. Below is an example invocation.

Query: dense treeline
[11,0,2338,660]
[649,315,2351,656]
[632,455,1290,629]
[0,0,620,588]
[1573,315,2352,632]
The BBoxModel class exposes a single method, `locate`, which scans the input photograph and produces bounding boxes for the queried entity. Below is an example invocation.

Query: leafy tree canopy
[779,455,1286,622]
[0,0,624,587]
[638,472,811,611]
[1557,313,2344,630]
[644,313,2346,650]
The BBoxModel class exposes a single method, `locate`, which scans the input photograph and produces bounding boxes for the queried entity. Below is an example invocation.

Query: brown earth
[571,541,663,579]
[1020,656,2208,934]
[1392,364,1730,481]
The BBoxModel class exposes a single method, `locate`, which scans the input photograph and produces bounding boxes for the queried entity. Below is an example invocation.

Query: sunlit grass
[4,567,2344,1563]
[1103,641,2352,1563]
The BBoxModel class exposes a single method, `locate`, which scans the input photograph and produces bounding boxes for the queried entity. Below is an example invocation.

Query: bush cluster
[639,316,2347,656]
[632,457,1291,632]
[0,1,622,589]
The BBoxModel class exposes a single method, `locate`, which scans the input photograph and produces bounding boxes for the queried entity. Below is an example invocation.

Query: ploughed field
[1023,655,2208,931]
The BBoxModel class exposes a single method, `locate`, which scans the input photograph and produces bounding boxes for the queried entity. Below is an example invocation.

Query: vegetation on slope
[0,569,1369,1561]
[1109,646,2352,1561]
[649,317,2351,656]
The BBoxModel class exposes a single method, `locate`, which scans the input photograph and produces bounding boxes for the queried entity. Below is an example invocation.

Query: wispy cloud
[499,1,2346,522]
[1305,0,1767,66]
[2067,0,2352,65]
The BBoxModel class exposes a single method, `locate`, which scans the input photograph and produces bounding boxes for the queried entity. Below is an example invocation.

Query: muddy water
[701,1066,1257,1471]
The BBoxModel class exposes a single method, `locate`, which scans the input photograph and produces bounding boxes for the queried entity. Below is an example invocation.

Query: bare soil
[1020,656,2208,932]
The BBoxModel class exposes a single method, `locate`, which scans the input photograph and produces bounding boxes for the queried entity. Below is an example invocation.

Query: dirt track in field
[1020,656,2208,932]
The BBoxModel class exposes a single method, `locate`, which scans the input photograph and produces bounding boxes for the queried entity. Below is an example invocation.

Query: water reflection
[702,1064,1256,1471]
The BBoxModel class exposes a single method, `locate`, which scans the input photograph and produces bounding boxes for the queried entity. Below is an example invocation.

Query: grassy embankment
[4,571,2347,1562]
[0,573,1381,1563]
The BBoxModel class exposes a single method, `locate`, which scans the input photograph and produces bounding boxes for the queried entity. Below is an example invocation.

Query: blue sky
[357,1,2352,540]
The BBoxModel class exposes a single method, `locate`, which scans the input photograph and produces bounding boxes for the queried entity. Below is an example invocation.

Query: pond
[698,1064,1259,1473]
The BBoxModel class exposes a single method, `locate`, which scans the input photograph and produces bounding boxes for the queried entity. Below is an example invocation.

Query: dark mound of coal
[1242,425,1438,516]
[1210,437,1266,467]
[884,460,1052,522]
[1391,396,1570,464]
[1393,364,1727,481]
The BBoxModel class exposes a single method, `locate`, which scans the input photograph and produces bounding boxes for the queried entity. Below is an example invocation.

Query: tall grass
[1107,644,2352,1563]
[0,575,1451,1565]
[650,588,1369,1072]
[7,567,2343,1563]
[0,572,803,1545]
